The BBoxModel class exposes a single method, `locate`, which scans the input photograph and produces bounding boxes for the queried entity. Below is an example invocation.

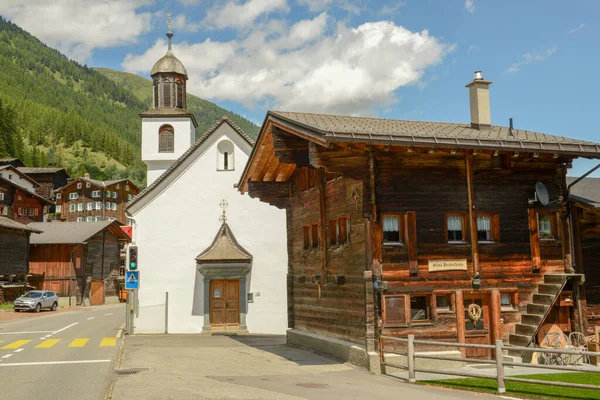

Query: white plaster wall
[0,172,35,192]
[141,117,195,162]
[133,124,288,334]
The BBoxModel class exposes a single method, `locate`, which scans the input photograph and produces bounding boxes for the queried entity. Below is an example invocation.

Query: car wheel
[51,302,58,311]
[34,303,41,313]
[14,309,19,312]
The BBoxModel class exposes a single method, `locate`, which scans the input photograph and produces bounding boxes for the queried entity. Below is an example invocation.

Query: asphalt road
[0,304,124,400]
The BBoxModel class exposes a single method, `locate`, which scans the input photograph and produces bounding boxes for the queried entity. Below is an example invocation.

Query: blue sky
[1,0,599,176]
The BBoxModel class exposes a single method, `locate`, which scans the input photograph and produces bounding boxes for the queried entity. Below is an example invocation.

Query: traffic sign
[125,271,139,290]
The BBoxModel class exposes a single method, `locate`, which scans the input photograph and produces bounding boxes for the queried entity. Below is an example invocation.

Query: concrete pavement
[110,334,498,400]
[0,303,124,400]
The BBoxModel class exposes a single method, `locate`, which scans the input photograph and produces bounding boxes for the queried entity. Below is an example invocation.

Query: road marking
[87,317,95,320]
[0,360,111,367]
[52,322,78,335]
[68,338,89,348]
[100,338,117,347]
[1,340,31,350]
[1,354,12,359]
[35,339,61,349]
[14,349,24,353]
[0,331,53,335]
[105,313,113,316]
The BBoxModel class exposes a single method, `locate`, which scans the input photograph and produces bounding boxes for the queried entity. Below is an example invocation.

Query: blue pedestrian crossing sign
[125,271,139,290]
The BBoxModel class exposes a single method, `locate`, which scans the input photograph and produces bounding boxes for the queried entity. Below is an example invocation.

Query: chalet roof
[28,221,130,245]
[0,157,23,166]
[568,177,600,209]
[55,177,139,193]
[0,216,42,234]
[127,117,254,212]
[17,167,69,176]
[0,165,41,187]
[195,223,253,264]
[268,111,600,158]
[0,177,54,205]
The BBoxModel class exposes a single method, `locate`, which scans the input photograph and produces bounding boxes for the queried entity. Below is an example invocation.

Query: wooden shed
[0,216,42,278]
[28,220,131,304]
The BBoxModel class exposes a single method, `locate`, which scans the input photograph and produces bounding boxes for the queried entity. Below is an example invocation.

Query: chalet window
[311,224,319,249]
[86,182,91,188]
[105,190,110,197]
[112,191,118,199]
[76,217,84,222]
[111,203,117,211]
[86,202,93,211]
[19,207,26,216]
[501,293,517,311]
[17,195,22,201]
[446,214,467,243]
[55,205,61,213]
[116,184,120,189]
[95,216,102,222]
[537,212,556,240]
[28,208,35,216]
[68,192,78,200]
[77,183,82,189]
[126,185,129,192]
[86,216,94,222]
[95,202,102,210]
[56,193,61,199]
[435,294,452,313]
[383,214,403,245]
[69,204,76,212]
[1,206,8,216]
[92,190,101,198]
[105,202,111,210]
[127,194,132,201]
[8,174,13,180]
[0,192,4,201]
[476,214,500,242]
[77,203,84,212]
[217,140,235,171]
[159,125,175,153]
[383,294,432,327]
[329,216,350,246]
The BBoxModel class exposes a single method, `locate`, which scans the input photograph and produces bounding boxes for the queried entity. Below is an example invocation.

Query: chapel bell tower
[141,17,198,185]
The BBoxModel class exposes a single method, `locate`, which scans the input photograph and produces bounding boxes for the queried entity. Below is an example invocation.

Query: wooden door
[463,295,491,358]
[90,280,105,306]
[209,279,240,330]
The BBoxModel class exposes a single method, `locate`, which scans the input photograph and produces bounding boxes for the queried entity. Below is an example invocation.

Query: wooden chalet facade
[0,176,53,224]
[239,74,600,366]
[55,174,140,225]
[18,167,70,200]
[28,221,131,304]
[0,216,42,278]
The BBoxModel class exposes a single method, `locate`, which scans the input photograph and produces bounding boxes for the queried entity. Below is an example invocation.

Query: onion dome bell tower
[141,21,198,186]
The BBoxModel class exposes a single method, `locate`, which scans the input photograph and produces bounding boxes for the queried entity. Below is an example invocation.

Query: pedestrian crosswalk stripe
[100,338,117,347]
[1,340,31,349]
[35,339,61,349]
[68,338,89,348]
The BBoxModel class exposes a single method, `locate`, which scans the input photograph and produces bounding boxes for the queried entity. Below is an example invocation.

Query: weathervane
[219,199,228,223]
[166,13,173,34]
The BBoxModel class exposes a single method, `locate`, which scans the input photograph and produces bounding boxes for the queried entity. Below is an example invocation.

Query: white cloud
[203,0,290,30]
[124,18,451,115]
[465,0,475,14]
[505,46,558,73]
[378,2,405,17]
[0,0,152,63]
[569,23,585,34]
[172,14,203,33]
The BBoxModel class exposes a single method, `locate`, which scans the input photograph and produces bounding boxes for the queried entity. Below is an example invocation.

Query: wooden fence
[380,335,600,394]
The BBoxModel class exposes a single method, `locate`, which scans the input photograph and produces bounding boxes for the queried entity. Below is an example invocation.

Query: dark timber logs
[466,153,479,276]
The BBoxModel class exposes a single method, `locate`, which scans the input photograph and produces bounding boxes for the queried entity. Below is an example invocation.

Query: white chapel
[127,29,288,334]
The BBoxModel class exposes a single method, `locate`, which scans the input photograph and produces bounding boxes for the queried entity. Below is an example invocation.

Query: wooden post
[491,289,502,342]
[369,151,382,267]
[466,154,479,276]
[316,167,327,283]
[408,334,416,382]
[405,211,418,275]
[528,208,541,271]
[495,340,506,393]
[456,290,466,357]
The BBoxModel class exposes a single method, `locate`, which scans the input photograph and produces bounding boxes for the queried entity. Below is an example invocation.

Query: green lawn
[0,302,14,310]
[422,372,600,399]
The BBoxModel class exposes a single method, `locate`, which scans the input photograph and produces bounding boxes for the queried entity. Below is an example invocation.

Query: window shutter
[405,211,418,274]
[163,83,172,107]
[17,207,21,215]
[154,84,159,108]
[176,82,183,109]
[34,208,39,217]
[528,208,541,270]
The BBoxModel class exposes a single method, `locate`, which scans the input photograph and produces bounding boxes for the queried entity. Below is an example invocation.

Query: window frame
[0,192,4,201]
[382,213,404,246]
[158,125,175,153]
[77,182,82,189]
[476,213,500,244]
[86,182,91,188]
[383,293,433,328]
[329,216,350,247]
[434,292,454,314]
[445,213,468,244]
[68,192,78,200]
[500,292,518,312]
[56,193,61,199]
[69,204,77,212]
[537,211,558,241]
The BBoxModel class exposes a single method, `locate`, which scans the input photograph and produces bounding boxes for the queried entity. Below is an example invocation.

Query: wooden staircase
[508,274,576,354]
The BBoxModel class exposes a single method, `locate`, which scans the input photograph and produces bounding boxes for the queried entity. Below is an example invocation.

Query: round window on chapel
[217,140,235,171]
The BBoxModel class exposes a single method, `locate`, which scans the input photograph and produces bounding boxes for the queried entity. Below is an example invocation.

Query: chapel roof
[195,223,253,264]
[150,32,188,78]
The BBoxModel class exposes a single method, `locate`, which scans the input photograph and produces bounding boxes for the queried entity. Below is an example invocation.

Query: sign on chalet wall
[428,259,468,272]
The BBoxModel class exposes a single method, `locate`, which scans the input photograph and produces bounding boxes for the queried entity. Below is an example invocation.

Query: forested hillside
[0,18,258,187]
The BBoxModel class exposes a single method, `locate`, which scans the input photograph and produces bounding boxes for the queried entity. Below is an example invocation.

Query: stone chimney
[84,172,90,179]
[466,71,493,130]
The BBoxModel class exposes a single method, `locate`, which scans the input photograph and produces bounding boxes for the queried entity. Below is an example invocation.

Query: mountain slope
[0,18,259,188]
[94,68,260,139]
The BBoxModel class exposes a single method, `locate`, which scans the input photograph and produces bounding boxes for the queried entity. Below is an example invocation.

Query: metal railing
[380,335,600,394]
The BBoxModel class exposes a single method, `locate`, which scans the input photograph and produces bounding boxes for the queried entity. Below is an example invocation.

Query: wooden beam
[455,290,466,357]
[267,161,284,182]
[276,164,296,182]
[252,145,274,182]
[466,153,479,276]
[262,157,280,182]
[528,208,541,271]
[316,167,327,284]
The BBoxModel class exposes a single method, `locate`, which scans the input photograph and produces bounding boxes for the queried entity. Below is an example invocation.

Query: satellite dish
[535,181,550,206]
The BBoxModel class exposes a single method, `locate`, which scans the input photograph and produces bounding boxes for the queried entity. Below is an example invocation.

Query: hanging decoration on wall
[351,189,360,212]
[467,303,483,323]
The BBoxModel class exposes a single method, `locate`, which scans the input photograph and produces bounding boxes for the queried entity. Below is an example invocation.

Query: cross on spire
[219,199,228,224]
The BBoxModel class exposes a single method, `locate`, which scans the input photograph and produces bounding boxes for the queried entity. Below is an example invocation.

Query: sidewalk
[109,334,497,400]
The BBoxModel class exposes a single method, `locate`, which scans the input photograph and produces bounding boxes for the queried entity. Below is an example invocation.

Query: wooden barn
[27,220,131,305]
[238,72,600,369]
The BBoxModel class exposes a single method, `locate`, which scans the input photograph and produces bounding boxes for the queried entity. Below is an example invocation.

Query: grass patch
[0,302,14,310]
[422,372,600,399]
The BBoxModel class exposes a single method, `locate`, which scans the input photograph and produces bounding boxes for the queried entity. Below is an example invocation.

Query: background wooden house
[0,175,53,223]
[238,72,600,369]
[28,220,131,305]
[17,167,70,200]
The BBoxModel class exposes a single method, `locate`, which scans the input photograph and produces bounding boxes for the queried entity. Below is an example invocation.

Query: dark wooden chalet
[28,221,131,304]
[0,216,42,278]
[0,176,53,224]
[238,73,600,368]
[18,167,70,200]
[0,158,24,168]
[54,174,140,225]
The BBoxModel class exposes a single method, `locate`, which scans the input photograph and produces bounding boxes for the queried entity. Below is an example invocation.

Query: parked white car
[13,290,59,312]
